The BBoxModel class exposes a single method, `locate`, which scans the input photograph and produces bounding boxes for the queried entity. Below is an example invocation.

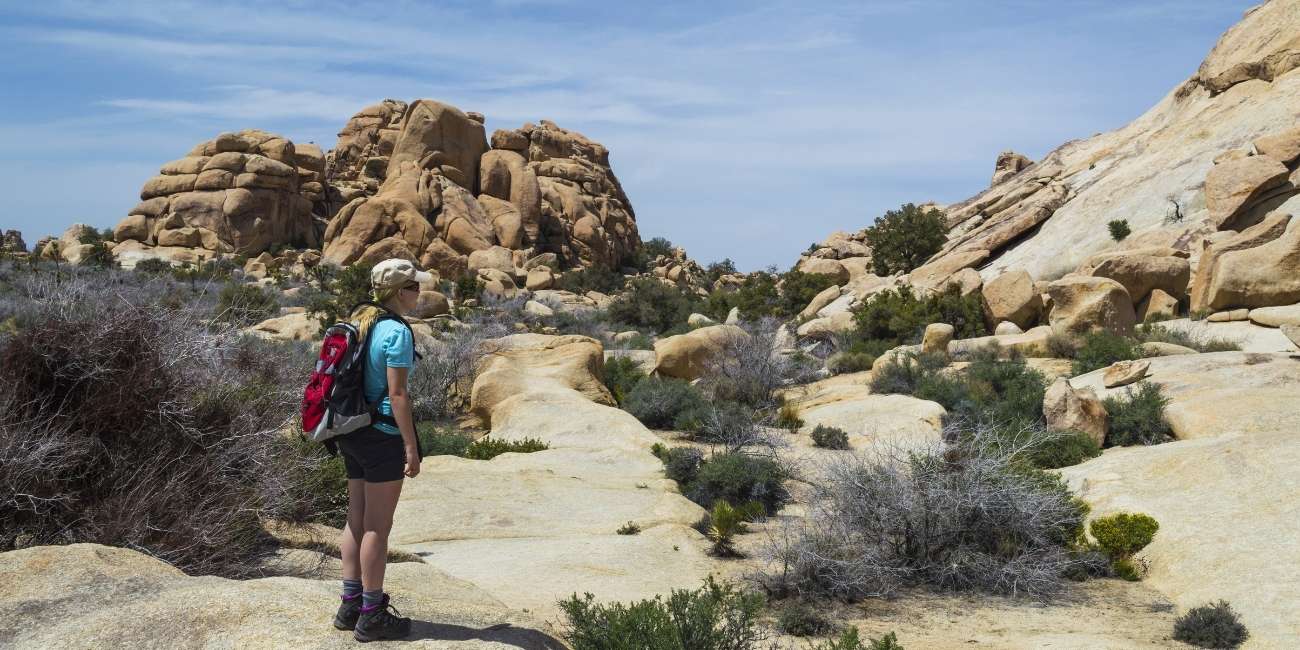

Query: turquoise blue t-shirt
[363,319,414,435]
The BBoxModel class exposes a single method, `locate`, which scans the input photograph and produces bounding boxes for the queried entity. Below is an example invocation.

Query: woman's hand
[404,444,421,478]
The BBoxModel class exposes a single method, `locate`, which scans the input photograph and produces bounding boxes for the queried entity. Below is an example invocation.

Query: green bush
[1103,383,1172,446]
[1133,322,1241,353]
[849,284,986,350]
[809,629,904,650]
[1045,332,1079,359]
[776,601,834,637]
[656,446,704,485]
[1090,512,1158,570]
[616,521,641,535]
[705,500,748,557]
[1071,330,1142,375]
[687,452,788,514]
[811,424,850,450]
[623,377,710,432]
[1172,600,1249,649]
[704,272,779,322]
[214,282,279,327]
[464,436,548,460]
[704,258,737,285]
[1026,431,1101,469]
[826,351,875,375]
[608,277,703,334]
[558,266,626,295]
[603,355,647,405]
[864,203,948,276]
[775,401,804,432]
[868,351,948,396]
[777,270,839,318]
[133,258,173,275]
[696,400,759,443]
[631,236,677,271]
[959,350,1047,428]
[559,576,764,650]
[305,262,373,333]
[1108,219,1131,242]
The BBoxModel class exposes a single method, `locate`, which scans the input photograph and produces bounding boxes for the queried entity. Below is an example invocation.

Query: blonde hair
[350,286,402,341]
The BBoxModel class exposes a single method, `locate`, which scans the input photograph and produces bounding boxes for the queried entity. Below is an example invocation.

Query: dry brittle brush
[0,270,328,578]
[761,422,1090,601]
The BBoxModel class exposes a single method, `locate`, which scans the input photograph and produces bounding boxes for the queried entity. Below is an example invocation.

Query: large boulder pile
[1,230,25,253]
[322,99,640,276]
[109,130,323,259]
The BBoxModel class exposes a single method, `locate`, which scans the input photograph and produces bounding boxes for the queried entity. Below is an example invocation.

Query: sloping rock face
[323,100,640,273]
[110,129,323,256]
[404,334,712,617]
[0,543,561,649]
[926,1,1300,281]
[1061,352,1300,648]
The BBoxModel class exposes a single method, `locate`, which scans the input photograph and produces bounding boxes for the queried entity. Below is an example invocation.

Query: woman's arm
[387,366,420,478]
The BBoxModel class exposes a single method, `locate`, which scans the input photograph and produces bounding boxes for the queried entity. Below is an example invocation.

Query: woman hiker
[332,258,427,642]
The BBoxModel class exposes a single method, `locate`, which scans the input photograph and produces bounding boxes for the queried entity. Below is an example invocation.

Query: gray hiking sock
[342,578,362,599]
[362,590,385,610]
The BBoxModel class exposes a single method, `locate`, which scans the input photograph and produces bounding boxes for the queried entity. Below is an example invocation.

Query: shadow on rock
[408,621,566,649]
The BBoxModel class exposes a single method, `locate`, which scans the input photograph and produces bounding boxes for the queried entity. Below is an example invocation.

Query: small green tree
[863,203,948,275]
[1108,219,1131,242]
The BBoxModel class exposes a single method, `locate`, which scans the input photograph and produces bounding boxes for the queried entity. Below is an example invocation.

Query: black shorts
[337,426,406,483]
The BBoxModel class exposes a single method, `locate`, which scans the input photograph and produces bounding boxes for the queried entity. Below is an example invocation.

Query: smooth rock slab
[1248,302,1300,327]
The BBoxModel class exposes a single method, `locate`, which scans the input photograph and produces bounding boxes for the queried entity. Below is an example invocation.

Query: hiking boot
[333,595,362,630]
[353,593,412,643]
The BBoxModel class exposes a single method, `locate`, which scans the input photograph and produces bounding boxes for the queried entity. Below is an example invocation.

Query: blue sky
[0,0,1255,270]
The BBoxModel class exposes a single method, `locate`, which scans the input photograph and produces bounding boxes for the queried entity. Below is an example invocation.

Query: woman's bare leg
[340,478,366,581]
[359,478,404,593]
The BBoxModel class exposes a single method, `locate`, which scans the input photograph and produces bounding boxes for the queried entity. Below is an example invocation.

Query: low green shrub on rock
[688,452,788,515]
[1071,330,1142,375]
[849,285,986,350]
[1089,512,1158,580]
[559,576,765,650]
[776,600,835,637]
[1103,383,1172,446]
[416,423,548,460]
[811,424,851,450]
[603,355,647,405]
[607,277,702,334]
[624,377,710,432]
[1172,600,1249,649]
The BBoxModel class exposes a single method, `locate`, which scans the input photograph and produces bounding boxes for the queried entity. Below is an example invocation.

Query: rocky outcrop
[991,150,1033,186]
[322,100,640,274]
[1,230,25,253]
[1043,377,1108,446]
[1088,253,1191,306]
[915,0,1300,281]
[1199,219,1300,311]
[1189,211,1292,313]
[653,324,750,381]
[1046,277,1136,335]
[1062,352,1300,647]
[111,130,322,257]
[981,269,1042,329]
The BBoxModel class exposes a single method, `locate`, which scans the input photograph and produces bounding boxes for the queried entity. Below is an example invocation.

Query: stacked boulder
[109,130,323,262]
[322,99,640,280]
[1,230,27,254]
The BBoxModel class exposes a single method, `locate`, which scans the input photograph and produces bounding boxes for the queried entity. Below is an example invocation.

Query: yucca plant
[708,500,747,557]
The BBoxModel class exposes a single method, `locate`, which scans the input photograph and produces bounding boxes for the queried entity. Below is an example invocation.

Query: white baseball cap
[370,258,433,290]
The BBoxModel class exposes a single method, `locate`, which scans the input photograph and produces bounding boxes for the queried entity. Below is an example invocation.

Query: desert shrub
[632,236,678,271]
[811,424,851,450]
[616,521,641,535]
[826,350,875,375]
[868,351,948,396]
[704,258,738,285]
[1133,322,1241,353]
[697,400,764,446]
[408,326,487,421]
[958,349,1047,428]
[1103,383,1172,446]
[1026,430,1101,469]
[1089,512,1158,580]
[775,402,804,432]
[864,203,947,276]
[1071,330,1141,375]
[558,265,626,295]
[701,318,820,408]
[416,423,473,457]
[687,452,788,514]
[1045,332,1080,359]
[603,355,647,405]
[658,446,705,485]
[559,576,765,650]
[0,278,328,577]
[464,436,548,460]
[776,600,835,637]
[777,270,839,318]
[132,258,173,275]
[764,428,1089,600]
[214,282,280,327]
[704,272,780,322]
[623,377,710,431]
[1172,601,1249,649]
[848,285,986,351]
[608,277,703,334]
[305,262,373,333]
[810,629,904,650]
[706,500,749,557]
[1107,219,1131,242]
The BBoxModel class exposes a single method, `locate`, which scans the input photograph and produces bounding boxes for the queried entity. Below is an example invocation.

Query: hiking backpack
[301,306,407,443]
